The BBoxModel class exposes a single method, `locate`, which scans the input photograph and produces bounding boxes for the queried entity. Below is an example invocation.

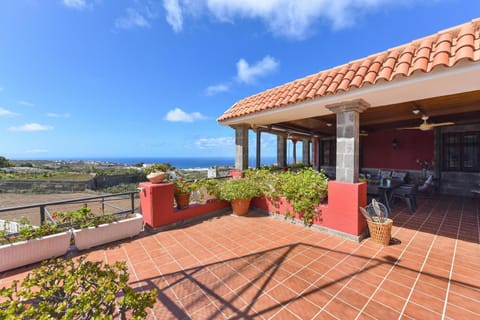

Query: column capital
[326,99,370,114]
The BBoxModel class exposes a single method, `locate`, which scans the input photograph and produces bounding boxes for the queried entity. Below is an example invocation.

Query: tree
[0,156,12,168]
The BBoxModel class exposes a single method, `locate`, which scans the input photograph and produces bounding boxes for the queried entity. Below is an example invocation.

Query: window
[320,139,336,166]
[443,132,480,171]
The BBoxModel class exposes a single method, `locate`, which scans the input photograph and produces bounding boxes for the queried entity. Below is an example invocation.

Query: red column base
[323,181,367,236]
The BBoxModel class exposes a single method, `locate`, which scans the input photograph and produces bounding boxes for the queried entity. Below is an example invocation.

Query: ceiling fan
[398,115,454,131]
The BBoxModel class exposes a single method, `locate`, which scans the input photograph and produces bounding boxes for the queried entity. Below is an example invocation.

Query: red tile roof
[218,18,480,122]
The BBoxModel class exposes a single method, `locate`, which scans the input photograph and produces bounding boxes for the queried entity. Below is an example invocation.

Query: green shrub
[52,207,118,229]
[245,167,329,225]
[217,177,262,201]
[0,219,64,246]
[144,163,174,175]
[0,256,157,319]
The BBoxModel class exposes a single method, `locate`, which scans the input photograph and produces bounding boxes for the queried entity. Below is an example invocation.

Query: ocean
[74,156,279,169]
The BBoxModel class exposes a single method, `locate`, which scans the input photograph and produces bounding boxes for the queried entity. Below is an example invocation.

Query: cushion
[379,170,391,179]
[391,171,407,182]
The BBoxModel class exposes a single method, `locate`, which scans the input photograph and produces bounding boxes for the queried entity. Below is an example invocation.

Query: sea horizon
[10,156,281,169]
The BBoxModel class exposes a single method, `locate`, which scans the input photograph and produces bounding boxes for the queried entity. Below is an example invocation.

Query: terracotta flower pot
[147,172,167,183]
[231,198,252,216]
[175,192,191,209]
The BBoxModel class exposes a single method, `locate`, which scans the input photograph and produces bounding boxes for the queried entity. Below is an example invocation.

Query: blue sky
[0,0,478,160]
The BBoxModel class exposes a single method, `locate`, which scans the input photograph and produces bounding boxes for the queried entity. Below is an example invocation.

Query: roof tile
[218,19,480,122]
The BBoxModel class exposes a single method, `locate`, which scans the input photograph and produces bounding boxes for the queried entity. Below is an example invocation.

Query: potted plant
[218,177,262,216]
[144,163,171,183]
[173,177,193,209]
[0,256,157,319]
[0,219,71,272]
[53,207,143,251]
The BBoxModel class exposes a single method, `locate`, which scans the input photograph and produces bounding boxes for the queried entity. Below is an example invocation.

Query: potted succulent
[218,177,262,216]
[0,218,71,272]
[52,207,143,251]
[173,177,193,209]
[144,163,170,183]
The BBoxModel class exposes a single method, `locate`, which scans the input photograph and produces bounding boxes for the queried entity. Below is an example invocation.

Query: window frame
[443,131,480,172]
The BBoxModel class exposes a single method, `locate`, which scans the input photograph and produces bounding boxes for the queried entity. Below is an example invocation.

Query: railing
[0,191,138,225]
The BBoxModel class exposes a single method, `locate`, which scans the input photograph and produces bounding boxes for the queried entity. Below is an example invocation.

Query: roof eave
[218,60,480,126]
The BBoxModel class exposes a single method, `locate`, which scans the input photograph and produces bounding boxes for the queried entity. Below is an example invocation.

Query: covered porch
[219,20,480,197]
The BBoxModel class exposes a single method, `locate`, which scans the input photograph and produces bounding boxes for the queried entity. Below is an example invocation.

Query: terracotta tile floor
[1,195,479,319]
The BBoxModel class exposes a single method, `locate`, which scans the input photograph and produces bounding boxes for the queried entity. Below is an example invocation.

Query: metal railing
[0,191,138,225]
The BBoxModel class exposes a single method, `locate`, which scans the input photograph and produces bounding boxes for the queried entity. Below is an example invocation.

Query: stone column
[234,125,249,170]
[256,130,261,169]
[326,99,369,183]
[277,135,287,168]
[302,139,310,165]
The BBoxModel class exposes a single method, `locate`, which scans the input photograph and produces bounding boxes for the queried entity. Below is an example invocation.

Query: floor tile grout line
[316,203,430,319]
[397,200,452,319]
[308,204,426,319]
[248,233,344,319]
[441,199,465,320]
[170,229,228,318]
[353,202,441,320]
[312,241,385,317]
[151,233,192,318]
[266,238,349,319]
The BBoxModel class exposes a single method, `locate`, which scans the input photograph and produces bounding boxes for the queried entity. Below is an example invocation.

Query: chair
[392,184,417,214]
[417,175,434,195]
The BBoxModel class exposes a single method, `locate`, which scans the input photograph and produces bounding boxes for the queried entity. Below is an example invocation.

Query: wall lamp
[392,138,398,149]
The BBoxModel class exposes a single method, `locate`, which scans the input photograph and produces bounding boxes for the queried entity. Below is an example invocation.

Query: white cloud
[8,123,53,132]
[63,0,88,10]
[115,8,151,29]
[17,100,35,107]
[25,149,48,154]
[0,107,18,117]
[164,0,183,32]
[47,112,71,118]
[205,83,230,96]
[165,108,207,122]
[162,0,396,39]
[195,136,234,149]
[236,55,278,84]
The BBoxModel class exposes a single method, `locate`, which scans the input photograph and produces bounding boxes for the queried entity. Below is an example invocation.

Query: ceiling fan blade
[396,126,421,130]
[428,122,455,127]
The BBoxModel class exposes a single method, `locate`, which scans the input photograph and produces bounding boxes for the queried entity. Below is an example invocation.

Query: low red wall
[139,182,228,228]
[252,181,367,237]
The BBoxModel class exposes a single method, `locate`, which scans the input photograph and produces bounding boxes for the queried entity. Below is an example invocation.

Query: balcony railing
[0,191,138,226]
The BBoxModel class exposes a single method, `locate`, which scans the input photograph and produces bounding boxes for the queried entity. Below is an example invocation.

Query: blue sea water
[74,156,279,169]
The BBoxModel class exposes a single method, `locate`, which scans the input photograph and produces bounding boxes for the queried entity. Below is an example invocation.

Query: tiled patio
[1,195,479,319]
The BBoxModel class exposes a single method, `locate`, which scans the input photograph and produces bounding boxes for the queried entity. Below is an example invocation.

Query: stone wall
[440,171,480,197]
[0,180,92,193]
[0,173,147,193]
[90,173,146,189]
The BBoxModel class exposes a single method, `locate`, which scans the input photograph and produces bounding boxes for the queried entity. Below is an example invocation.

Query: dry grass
[0,192,140,226]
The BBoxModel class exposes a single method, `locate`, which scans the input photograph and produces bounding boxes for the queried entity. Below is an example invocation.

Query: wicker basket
[367,218,393,246]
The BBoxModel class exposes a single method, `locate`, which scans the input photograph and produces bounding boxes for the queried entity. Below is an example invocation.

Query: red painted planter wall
[362,130,434,170]
[139,182,228,228]
[252,181,367,237]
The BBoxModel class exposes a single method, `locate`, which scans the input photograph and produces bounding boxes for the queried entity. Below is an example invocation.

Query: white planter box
[0,230,72,272]
[73,213,143,251]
